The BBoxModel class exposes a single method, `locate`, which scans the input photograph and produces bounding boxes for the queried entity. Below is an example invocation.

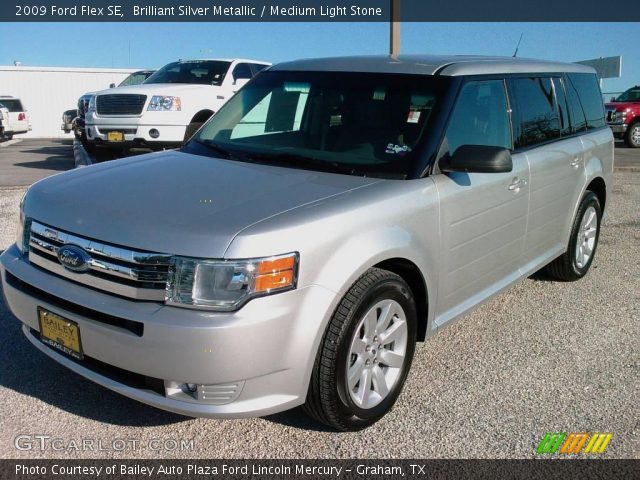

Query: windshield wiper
[190,139,244,161]
[247,152,371,177]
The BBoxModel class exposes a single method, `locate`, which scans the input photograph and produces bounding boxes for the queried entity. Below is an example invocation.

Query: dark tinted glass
[251,63,269,74]
[190,71,452,178]
[232,63,253,80]
[0,99,24,111]
[553,78,571,136]
[144,61,231,86]
[567,73,605,129]
[446,80,511,155]
[565,76,587,132]
[510,77,560,148]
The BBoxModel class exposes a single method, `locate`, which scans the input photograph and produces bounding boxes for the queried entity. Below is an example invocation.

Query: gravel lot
[0,142,637,459]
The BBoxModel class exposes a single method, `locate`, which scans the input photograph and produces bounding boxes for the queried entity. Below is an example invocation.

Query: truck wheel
[624,122,640,148]
[303,268,417,431]
[545,191,602,281]
[183,122,204,143]
[5,132,13,141]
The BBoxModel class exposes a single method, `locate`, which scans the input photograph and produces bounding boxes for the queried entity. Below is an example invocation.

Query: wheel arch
[586,176,607,211]
[189,109,214,124]
[373,258,429,342]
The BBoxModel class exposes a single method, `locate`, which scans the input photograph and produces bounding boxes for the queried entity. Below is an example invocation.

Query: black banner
[2,0,639,22]
[1,459,638,480]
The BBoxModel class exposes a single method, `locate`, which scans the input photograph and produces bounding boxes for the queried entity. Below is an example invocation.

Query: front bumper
[1,245,336,418]
[607,123,627,135]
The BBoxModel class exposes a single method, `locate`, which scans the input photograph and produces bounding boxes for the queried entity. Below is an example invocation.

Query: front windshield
[144,61,231,85]
[615,88,640,102]
[119,71,154,87]
[187,70,450,177]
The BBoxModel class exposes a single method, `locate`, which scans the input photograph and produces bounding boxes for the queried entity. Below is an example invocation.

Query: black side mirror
[442,145,513,174]
[109,83,116,89]
[610,97,616,102]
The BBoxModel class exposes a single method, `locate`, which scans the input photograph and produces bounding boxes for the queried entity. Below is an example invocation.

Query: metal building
[0,65,139,138]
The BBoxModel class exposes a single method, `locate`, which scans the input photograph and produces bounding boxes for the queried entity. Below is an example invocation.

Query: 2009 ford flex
[1,55,612,430]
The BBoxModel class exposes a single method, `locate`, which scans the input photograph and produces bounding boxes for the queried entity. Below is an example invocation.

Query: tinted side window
[510,77,560,149]
[445,80,511,156]
[552,78,571,136]
[564,76,587,132]
[232,63,252,80]
[567,73,605,129]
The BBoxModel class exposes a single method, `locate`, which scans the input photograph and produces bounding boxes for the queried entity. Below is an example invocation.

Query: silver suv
[1,55,612,430]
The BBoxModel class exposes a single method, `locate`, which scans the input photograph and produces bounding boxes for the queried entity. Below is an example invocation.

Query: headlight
[16,192,31,256]
[87,95,96,113]
[166,252,298,311]
[147,96,181,111]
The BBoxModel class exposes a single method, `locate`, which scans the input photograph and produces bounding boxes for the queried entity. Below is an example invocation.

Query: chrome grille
[96,94,147,115]
[28,221,171,301]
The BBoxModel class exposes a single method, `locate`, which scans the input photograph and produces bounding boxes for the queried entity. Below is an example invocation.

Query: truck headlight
[166,253,298,311]
[148,96,181,111]
[16,193,31,256]
[86,95,96,113]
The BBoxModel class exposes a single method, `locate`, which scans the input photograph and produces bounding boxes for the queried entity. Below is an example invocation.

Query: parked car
[61,109,78,135]
[0,96,31,139]
[0,103,10,140]
[605,85,640,147]
[1,55,612,431]
[84,58,270,154]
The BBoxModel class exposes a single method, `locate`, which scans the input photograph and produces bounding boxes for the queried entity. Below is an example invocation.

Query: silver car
[1,55,612,430]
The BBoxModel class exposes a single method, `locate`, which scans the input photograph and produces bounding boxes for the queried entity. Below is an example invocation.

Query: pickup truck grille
[28,221,171,301]
[96,94,147,116]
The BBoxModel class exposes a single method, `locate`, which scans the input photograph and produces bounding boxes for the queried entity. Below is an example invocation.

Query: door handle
[508,178,528,191]
[570,158,581,168]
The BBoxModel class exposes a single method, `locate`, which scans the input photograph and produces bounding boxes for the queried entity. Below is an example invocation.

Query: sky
[0,22,636,94]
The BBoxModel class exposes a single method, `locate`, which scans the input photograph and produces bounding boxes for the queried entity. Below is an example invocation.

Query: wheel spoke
[372,366,389,398]
[363,309,378,339]
[585,227,597,239]
[351,337,368,356]
[379,349,405,368]
[377,301,396,332]
[348,359,365,390]
[378,319,406,346]
[356,368,372,405]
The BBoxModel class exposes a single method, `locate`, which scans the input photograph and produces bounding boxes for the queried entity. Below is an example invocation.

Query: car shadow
[262,408,335,432]
[0,280,189,427]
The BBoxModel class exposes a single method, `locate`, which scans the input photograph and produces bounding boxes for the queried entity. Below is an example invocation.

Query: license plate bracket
[38,307,83,360]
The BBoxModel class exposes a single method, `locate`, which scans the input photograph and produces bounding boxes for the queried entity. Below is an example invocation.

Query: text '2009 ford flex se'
[1,55,612,431]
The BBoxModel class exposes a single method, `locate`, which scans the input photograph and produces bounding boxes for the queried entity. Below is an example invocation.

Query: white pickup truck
[85,58,270,153]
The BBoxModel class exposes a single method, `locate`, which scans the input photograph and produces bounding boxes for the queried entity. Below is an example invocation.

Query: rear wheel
[303,268,417,431]
[4,132,13,141]
[624,121,640,148]
[545,191,602,281]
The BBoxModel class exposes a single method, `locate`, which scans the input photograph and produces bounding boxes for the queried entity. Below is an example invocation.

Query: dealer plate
[38,308,83,360]
[107,131,124,142]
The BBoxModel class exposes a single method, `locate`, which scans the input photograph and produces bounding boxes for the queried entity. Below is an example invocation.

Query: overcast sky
[0,22,635,93]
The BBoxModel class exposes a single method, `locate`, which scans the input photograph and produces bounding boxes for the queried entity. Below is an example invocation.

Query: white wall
[0,66,140,138]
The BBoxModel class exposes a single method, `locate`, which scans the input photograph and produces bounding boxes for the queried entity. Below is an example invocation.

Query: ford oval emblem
[57,245,91,273]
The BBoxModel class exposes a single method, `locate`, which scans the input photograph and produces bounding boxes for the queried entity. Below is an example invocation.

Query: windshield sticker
[386,143,412,155]
[407,110,421,123]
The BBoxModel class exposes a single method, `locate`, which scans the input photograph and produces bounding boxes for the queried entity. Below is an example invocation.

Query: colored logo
[536,432,613,455]
[57,245,91,273]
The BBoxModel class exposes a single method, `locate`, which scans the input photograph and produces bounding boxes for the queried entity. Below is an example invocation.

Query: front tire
[183,122,204,143]
[624,121,640,148]
[303,268,417,431]
[545,191,602,281]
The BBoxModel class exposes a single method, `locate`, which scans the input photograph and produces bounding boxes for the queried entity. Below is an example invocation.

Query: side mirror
[233,78,250,89]
[442,145,513,174]
[109,83,116,89]
[610,96,616,102]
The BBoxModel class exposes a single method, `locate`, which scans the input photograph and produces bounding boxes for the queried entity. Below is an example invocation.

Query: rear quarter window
[567,73,605,130]
[509,77,560,149]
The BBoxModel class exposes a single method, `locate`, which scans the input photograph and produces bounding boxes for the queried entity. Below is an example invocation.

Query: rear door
[433,79,530,325]
[508,77,585,273]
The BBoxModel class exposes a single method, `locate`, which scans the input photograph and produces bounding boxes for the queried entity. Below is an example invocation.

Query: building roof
[270,55,595,76]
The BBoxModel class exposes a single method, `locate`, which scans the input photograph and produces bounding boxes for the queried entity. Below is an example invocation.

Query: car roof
[270,55,595,76]
[174,58,271,65]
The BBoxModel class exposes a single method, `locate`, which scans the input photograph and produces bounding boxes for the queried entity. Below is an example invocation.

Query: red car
[605,85,640,147]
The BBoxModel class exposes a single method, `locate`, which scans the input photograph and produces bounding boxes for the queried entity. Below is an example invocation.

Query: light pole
[390,0,401,57]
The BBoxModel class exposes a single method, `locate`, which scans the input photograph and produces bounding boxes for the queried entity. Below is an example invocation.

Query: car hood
[23,151,380,258]
[95,83,217,97]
